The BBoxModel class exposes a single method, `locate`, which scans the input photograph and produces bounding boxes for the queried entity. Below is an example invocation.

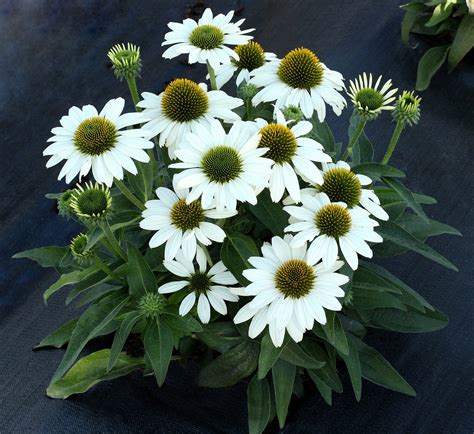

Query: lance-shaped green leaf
[258,333,288,379]
[352,335,416,396]
[382,177,428,223]
[280,340,325,369]
[416,44,449,91]
[321,311,349,355]
[338,337,362,401]
[108,310,144,371]
[51,294,129,383]
[44,266,97,303]
[13,245,69,268]
[272,359,296,428]
[35,318,79,349]
[307,369,332,405]
[47,349,145,399]
[127,243,156,298]
[247,375,272,434]
[144,319,174,387]
[248,190,288,236]
[397,213,461,239]
[377,220,458,271]
[448,14,474,71]
[352,162,405,181]
[221,230,259,285]
[198,321,242,353]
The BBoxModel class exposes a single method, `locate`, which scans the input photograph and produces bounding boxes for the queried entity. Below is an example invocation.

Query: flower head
[70,233,95,265]
[318,161,388,220]
[138,293,167,318]
[393,90,421,127]
[348,73,398,120]
[214,41,276,89]
[158,248,239,323]
[70,181,112,222]
[233,235,348,347]
[250,47,346,121]
[137,79,242,159]
[162,8,254,70]
[284,192,383,270]
[170,119,272,211]
[57,189,75,218]
[140,182,234,261]
[107,43,142,81]
[256,107,331,203]
[44,98,153,186]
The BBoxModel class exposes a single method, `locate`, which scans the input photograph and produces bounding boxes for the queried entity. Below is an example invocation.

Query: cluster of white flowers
[43,8,389,347]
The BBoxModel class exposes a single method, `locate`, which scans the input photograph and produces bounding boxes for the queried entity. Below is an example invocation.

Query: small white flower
[137,79,242,159]
[159,248,239,324]
[213,41,277,89]
[233,235,348,347]
[256,107,331,203]
[170,119,273,211]
[347,73,398,120]
[319,161,389,221]
[284,192,383,270]
[43,98,153,186]
[250,47,346,121]
[162,8,254,70]
[140,182,234,261]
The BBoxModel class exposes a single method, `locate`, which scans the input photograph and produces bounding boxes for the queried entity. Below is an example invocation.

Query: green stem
[93,255,120,281]
[126,76,141,111]
[202,246,214,267]
[102,222,127,261]
[114,178,145,210]
[341,119,367,161]
[381,121,405,165]
[207,62,218,90]
[245,98,253,121]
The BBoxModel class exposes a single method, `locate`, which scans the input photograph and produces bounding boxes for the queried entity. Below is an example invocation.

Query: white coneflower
[43,98,153,186]
[255,107,331,203]
[250,47,346,121]
[284,192,383,270]
[159,248,239,323]
[170,119,272,211]
[140,183,234,261]
[347,73,398,120]
[233,235,348,347]
[162,8,254,70]
[318,161,389,221]
[137,79,242,159]
[213,41,276,89]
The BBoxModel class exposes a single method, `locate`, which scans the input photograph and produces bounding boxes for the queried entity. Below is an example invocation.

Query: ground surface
[0,0,473,433]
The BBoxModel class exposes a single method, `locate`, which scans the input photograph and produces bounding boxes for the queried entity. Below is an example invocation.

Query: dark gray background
[1,0,473,432]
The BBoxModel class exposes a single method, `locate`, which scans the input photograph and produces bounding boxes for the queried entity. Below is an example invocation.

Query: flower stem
[206,62,218,90]
[382,121,405,165]
[341,119,367,161]
[102,222,127,261]
[202,245,214,267]
[126,76,141,112]
[114,178,145,210]
[245,98,253,121]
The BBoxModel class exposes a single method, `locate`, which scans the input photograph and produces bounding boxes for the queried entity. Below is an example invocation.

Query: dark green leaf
[47,349,144,399]
[307,369,332,405]
[108,310,143,371]
[127,243,156,298]
[401,5,425,46]
[162,312,203,334]
[281,340,325,369]
[425,2,454,27]
[86,218,140,250]
[247,375,272,434]
[448,14,474,71]
[322,312,349,355]
[382,177,428,222]
[377,220,458,271]
[51,294,128,383]
[416,45,449,91]
[128,161,155,202]
[352,336,416,396]
[198,321,243,353]
[258,333,288,379]
[248,190,288,236]
[144,319,174,387]
[398,213,462,239]
[221,230,259,285]
[13,246,69,268]
[338,337,362,401]
[348,112,373,164]
[352,163,405,180]
[272,359,296,428]
[352,291,407,311]
[310,116,336,155]
[198,340,259,388]
[44,266,97,303]
[35,319,78,349]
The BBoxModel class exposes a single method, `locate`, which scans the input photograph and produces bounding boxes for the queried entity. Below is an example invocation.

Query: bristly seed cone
[278,47,324,89]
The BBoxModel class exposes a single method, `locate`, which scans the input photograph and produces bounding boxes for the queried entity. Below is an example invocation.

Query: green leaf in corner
[47,349,145,399]
[351,335,416,397]
[35,318,78,349]
[126,243,156,298]
[281,340,325,369]
[416,45,449,91]
[43,266,97,303]
[248,190,288,236]
[377,220,458,271]
[13,246,69,268]
[401,4,426,46]
[258,333,288,379]
[352,163,405,181]
[338,337,362,401]
[425,2,454,27]
[321,312,349,355]
[307,369,332,405]
[221,230,259,285]
[382,177,428,223]
[448,14,474,71]
[272,359,296,428]
[247,375,272,434]
[397,213,462,239]
[144,319,174,387]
